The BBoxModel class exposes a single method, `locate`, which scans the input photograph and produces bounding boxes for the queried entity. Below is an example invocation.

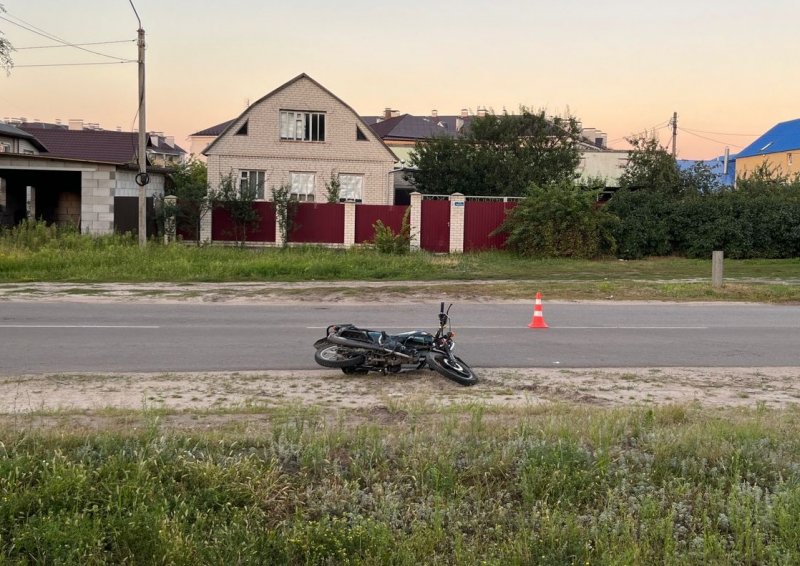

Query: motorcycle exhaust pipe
[327,334,414,360]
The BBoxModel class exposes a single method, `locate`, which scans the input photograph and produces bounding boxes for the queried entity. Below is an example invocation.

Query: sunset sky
[1,0,795,159]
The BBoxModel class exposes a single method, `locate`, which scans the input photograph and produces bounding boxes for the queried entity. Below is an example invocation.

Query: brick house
[201,73,397,232]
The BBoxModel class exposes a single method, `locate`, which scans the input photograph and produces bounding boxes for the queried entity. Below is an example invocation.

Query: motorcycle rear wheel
[314,345,365,368]
[427,352,478,386]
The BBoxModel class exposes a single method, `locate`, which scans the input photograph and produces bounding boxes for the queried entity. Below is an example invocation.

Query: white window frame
[280,111,326,142]
[290,172,316,202]
[338,174,364,203]
[239,170,266,200]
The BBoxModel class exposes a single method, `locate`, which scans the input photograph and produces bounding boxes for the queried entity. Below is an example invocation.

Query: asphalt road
[0,301,799,374]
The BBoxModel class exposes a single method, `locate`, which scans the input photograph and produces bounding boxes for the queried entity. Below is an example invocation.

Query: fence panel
[355,205,408,243]
[421,199,450,252]
[211,202,275,242]
[464,201,517,251]
[289,202,344,244]
[113,196,155,238]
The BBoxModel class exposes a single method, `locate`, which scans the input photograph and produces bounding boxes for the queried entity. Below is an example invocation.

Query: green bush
[498,181,617,258]
[372,209,411,255]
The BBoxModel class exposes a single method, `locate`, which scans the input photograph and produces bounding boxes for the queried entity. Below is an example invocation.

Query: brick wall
[206,75,395,206]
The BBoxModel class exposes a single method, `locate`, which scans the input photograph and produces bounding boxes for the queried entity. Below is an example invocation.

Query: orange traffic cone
[528,292,549,329]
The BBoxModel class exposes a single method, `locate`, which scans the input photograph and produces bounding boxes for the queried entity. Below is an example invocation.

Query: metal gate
[420,199,450,252]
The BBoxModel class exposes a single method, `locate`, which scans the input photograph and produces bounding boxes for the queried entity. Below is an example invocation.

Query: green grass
[2,222,800,302]
[2,403,800,564]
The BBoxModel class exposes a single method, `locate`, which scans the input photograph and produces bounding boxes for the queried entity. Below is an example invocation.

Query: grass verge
[1,402,799,564]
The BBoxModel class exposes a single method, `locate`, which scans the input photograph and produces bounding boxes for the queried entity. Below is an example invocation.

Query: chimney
[461,108,469,118]
[68,119,83,131]
[477,107,487,118]
[165,136,174,148]
[116,126,122,132]
[384,107,393,120]
[431,109,438,118]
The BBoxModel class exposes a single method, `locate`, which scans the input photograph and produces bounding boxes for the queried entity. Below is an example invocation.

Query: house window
[239,170,266,200]
[356,126,368,141]
[280,111,325,142]
[235,120,248,136]
[290,172,315,201]
[0,142,10,153]
[338,174,363,202]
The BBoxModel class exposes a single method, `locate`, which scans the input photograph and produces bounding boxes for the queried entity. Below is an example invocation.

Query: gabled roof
[365,114,469,141]
[18,124,185,164]
[737,119,800,159]
[191,120,234,137]
[203,73,396,160]
[0,123,49,151]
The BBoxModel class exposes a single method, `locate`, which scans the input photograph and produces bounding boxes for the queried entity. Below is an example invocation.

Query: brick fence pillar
[343,202,356,247]
[410,191,422,251]
[449,192,465,253]
[200,208,212,243]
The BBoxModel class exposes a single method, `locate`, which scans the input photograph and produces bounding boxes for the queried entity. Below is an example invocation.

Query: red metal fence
[464,201,517,251]
[355,205,408,243]
[289,202,344,244]
[205,198,516,251]
[211,202,276,242]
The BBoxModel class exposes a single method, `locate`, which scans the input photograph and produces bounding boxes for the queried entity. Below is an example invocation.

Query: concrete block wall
[80,165,116,235]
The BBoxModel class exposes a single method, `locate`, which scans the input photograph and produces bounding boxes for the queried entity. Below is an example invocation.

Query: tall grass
[1,404,800,564]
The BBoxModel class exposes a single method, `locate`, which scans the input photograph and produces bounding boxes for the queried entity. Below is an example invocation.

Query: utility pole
[131,1,148,247]
[671,111,678,158]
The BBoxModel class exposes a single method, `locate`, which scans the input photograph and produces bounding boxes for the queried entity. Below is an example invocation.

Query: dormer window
[280,111,325,141]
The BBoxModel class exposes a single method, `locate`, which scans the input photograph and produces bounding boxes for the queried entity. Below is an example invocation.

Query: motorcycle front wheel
[427,352,478,386]
[314,345,366,368]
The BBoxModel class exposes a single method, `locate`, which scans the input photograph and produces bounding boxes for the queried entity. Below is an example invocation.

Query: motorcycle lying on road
[313,302,478,386]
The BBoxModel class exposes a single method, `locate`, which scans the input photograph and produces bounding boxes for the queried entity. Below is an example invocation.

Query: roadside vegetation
[1,402,799,564]
[1,220,799,302]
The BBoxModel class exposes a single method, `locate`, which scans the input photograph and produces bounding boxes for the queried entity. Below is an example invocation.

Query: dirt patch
[1,367,798,419]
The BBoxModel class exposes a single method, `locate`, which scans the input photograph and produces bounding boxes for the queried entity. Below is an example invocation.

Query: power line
[680,126,758,137]
[677,127,744,148]
[15,39,135,50]
[0,13,131,62]
[13,61,135,68]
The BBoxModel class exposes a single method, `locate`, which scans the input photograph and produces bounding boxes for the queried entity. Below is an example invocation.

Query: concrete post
[410,192,422,251]
[26,186,35,220]
[343,202,356,247]
[712,250,724,288]
[164,195,177,244]
[449,192,465,253]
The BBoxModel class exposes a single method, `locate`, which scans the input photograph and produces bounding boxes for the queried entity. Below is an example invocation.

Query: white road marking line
[0,325,161,329]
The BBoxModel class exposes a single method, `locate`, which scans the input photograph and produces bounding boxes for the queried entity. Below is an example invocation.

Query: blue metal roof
[677,155,736,187]
[737,118,800,159]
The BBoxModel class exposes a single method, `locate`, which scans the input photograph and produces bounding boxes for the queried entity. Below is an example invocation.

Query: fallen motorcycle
[313,303,478,386]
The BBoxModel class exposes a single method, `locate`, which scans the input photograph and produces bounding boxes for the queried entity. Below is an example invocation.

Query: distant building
[735,118,800,180]
[0,118,184,235]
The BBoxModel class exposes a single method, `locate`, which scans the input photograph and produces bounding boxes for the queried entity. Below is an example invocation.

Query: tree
[408,107,582,197]
[166,158,211,245]
[0,4,14,75]
[618,134,682,194]
[210,172,261,246]
[496,180,617,258]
